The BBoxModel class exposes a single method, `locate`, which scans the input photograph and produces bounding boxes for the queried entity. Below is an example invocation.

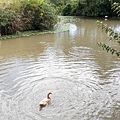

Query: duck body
[39,92,52,110]
[39,98,51,107]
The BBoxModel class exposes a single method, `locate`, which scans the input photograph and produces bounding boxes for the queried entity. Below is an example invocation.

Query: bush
[31,3,57,30]
[95,1,111,17]
[0,7,20,35]
[61,0,113,17]
[0,2,57,36]
[81,1,111,17]
[62,4,73,16]
[61,3,80,16]
[75,2,84,16]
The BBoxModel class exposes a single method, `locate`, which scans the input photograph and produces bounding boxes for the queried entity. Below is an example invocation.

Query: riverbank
[1,15,119,41]
[0,16,77,40]
[0,30,55,40]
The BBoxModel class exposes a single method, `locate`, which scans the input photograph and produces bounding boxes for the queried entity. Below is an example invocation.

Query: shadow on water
[0,16,120,120]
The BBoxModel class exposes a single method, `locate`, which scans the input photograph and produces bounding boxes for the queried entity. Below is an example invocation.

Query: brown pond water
[0,17,120,120]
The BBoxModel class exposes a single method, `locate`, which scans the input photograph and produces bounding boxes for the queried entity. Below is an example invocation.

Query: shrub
[62,4,73,16]
[20,1,57,30]
[75,2,84,16]
[0,7,20,35]
[0,1,57,36]
[31,3,57,30]
[82,1,111,17]
[61,0,113,17]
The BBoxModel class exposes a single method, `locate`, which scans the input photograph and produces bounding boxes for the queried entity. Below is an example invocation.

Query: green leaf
[1,22,7,27]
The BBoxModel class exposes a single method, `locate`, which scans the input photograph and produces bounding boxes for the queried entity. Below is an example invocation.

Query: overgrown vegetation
[97,2,120,57]
[61,0,119,17]
[0,0,57,36]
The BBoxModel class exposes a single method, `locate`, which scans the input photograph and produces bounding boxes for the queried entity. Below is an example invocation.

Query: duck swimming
[39,92,52,111]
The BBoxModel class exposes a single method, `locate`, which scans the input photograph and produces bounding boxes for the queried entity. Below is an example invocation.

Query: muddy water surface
[0,17,120,120]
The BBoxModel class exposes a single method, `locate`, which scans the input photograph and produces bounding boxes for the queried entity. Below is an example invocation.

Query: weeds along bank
[0,0,57,36]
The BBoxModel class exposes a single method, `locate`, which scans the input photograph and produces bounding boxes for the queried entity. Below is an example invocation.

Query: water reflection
[113,25,120,33]
[0,17,120,120]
